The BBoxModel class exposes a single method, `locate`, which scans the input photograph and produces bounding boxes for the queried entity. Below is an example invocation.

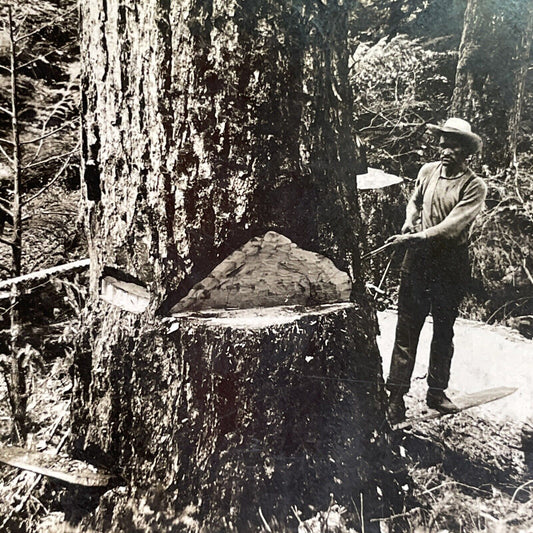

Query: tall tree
[75,0,396,530]
[451,0,533,169]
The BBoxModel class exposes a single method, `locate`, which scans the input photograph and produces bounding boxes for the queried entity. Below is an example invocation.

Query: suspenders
[458,172,476,202]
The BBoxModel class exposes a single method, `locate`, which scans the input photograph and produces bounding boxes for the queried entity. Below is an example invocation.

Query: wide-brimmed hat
[426,117,482,153]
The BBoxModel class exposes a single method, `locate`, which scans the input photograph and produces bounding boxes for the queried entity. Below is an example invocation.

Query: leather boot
[426,389,459,414]
[387,392,406,425]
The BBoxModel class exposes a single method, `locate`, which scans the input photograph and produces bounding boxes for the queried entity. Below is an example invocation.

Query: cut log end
[168,302,355,330]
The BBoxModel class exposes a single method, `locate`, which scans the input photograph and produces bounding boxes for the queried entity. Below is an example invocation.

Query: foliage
[350,0,467,43]
[462,63,533,325]
[350,34,456,177]
[466,159,533,325]
[0,0,82,439]
[0,0,81,273]
[0,0,79,192]
[350,26,533,332]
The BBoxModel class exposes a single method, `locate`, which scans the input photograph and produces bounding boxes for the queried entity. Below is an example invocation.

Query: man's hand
[386,232,426,247]
[401,222,416,234]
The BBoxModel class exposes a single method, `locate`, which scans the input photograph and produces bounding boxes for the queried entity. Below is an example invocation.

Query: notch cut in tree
[170,231,352,312]
[75,0,401,530]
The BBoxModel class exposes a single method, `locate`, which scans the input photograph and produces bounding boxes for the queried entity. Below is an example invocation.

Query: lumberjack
[384,118,487,424]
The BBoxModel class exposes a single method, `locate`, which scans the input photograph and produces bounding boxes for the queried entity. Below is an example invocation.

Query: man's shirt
[406,161,487,246]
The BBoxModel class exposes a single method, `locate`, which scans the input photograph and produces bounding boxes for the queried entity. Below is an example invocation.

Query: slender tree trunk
[451,0,533,169]
[75,1,395,529]
[8,5,26,441]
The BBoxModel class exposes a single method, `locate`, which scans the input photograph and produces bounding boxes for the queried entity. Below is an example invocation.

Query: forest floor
[0,311,531,532]
[376,310,533,533]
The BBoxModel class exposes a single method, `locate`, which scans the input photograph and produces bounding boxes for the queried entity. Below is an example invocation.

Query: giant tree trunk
[74,1,395,530]
[451,0,533,169]
[79,0,363,299]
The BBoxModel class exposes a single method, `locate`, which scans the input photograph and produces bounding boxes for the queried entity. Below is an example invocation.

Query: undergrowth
[0,350,532,532]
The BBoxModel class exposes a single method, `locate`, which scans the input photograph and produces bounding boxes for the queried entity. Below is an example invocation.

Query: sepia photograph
[0,0,532,531]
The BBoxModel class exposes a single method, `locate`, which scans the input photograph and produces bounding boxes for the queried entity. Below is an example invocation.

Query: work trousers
[387,244,470,395]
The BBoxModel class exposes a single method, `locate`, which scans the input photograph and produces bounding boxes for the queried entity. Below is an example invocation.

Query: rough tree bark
[74,1,397,530]
[451,0,533,169]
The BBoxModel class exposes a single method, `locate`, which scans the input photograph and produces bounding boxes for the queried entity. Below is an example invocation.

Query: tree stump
[73,233,393,531]
[78,302,388,531]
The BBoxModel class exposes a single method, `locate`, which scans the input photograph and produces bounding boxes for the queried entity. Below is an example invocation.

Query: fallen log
[0,259,90,291]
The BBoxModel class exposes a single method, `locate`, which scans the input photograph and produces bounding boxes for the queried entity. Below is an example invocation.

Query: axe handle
[361,242,394,261]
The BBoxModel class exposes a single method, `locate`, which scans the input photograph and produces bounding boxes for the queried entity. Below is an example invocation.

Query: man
[385,118,487,425]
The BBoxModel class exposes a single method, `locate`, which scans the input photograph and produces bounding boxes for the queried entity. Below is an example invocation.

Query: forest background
[0,0,532,532]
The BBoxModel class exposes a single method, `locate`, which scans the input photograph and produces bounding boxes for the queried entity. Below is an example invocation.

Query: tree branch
[0,235,14,246]
[14,6,77,43]
[21,120,78,145]
[22,146,79,171]
[26,81,78,164]
[0,201,13,218]
[511,480,533,504]
[23,211,73,220]
[0,141,14,164]
[522,259,533,286]
[16,42,72,71]
[0,106,13,116]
